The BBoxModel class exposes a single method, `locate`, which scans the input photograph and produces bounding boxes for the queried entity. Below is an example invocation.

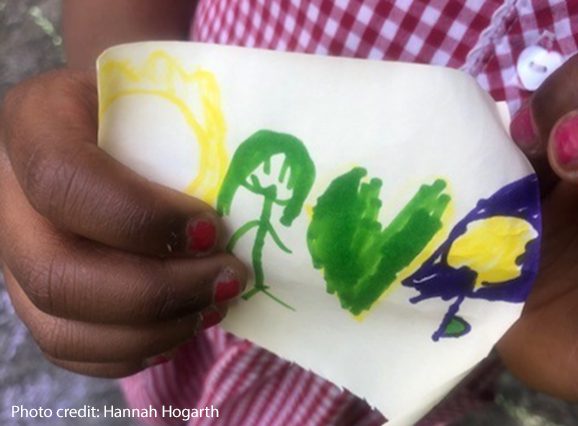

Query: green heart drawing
[307,167,450,315]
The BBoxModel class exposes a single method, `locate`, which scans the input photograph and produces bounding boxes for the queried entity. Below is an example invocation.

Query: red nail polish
[215,279,241,303]
[187,219,217,253]
[201,307,223,329]
[146,355,171,368]
[554,113,578,166]
[510,104,538,148]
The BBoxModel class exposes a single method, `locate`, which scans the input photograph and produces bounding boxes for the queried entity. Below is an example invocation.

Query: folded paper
[97,42,540,425]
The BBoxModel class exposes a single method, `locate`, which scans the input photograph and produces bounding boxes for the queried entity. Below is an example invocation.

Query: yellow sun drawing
[98,50,228,205]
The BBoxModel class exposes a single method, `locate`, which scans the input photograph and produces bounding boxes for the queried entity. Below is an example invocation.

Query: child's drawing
[98,48,542,345]
[402,175,540,341]
[307,167,451,315]
[98,44,545,421]
[217,130,316,310]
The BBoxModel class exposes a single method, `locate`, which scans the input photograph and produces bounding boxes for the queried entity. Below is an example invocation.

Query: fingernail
[214,269,242,303]
[200,306,223,329]
[186,217,217,253]
[553,113,578,167]
[510,104,538,149]
[146,355,170,367]
[145,354,171,368]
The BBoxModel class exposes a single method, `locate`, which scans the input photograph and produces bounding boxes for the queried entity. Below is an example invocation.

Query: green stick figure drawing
[217,130,316,310]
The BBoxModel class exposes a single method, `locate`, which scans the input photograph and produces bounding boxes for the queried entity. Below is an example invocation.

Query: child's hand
[0,70,247,377]
[500,54,578,401]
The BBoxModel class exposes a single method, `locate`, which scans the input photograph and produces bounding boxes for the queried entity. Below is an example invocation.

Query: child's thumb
[510,53,578,190]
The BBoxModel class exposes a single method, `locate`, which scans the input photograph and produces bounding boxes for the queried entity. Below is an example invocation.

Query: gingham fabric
[191,0,578,112]
[121,1,578,425]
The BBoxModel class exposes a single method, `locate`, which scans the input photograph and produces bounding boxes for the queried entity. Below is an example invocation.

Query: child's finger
[510,54,578,192]
[7,243,244,324]
[511,54,578,152]
[1,69,221,257]
[547,111,578,182]
[43,354,145,379]
[0,161,247,324]
[4,268,226,363]
[510,104,558,194]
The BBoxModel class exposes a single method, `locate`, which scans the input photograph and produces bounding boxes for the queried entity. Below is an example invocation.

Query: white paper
[97,42,540,424]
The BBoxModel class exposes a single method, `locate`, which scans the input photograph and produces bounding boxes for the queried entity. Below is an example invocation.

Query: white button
[516,45,564,91]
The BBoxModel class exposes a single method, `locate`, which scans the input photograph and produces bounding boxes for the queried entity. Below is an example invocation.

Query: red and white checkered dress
[121,1,578,425]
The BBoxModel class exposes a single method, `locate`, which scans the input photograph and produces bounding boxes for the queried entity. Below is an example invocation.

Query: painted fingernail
[553,113,578,167]
[145,355,171,368]
[144,348,178,368]
[186,217,217,253]
[201,306,223,329]
[214,269,242,303]
[510,104,538,149]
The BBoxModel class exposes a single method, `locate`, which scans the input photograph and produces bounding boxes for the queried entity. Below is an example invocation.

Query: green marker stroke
[307,167,450,315]
[218,130,316,310]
